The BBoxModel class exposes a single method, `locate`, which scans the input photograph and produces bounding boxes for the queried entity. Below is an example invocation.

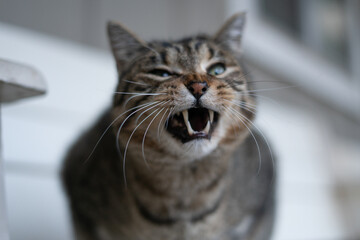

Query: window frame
[226,0,360,122]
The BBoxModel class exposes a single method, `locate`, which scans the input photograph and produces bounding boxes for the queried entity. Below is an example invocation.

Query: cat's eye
[149,69,172,78]
[207,63,226,76]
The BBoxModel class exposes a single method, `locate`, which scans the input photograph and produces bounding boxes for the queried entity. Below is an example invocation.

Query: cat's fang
[182,110,194,135]
[182,110,189,123]
[209,110,214,123]
[204,120,211,134]
[185,120,195,135]
[181,111,193,135]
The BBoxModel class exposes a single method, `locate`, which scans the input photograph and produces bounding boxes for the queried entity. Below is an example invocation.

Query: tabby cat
[62,13,275,240]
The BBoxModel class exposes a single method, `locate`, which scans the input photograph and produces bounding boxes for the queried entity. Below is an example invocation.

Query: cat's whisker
[223,110,241,137]
[243,101,258,109]
[246,94,283,111]
[142,106,168,167]
[226,99,275,182]
[157,108,170,140]
[135,100,168,124]
[122,106,164,186]
[114,92,164,96]
[247,80,289,84]
[83,101,157,165]
[224,106,252,136]
[124,92,159,107]
[240,71,251,79]
[225,99,257,112]
[226,106,262,175]
[159,106,175,139]
[161,107,175,137]
[229,105,276,183]
[238,103,257,113]
[123,79,151,86]
[116,101,161,159]
[124,95,143,107]
[231,103,258,114]
[230,102,258,118]
[232,98,258,108]
[240,105,258,117]
[245,85,296,93]
[118,91,166,107]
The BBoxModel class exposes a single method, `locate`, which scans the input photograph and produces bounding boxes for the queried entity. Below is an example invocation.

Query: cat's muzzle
[166,108,219,143]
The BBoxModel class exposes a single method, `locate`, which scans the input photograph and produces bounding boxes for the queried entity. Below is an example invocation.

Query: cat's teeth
[182,110,195,135]
[185,121,195,135]
[204,121,211,134]
[209,110,214,123]
[182,110,188,122]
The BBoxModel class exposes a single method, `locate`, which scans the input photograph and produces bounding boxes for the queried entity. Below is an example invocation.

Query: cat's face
[108,13,255,161]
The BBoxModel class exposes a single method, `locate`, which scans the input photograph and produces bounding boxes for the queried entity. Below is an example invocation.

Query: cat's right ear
[214,12,246,55]
[107,21,147,70]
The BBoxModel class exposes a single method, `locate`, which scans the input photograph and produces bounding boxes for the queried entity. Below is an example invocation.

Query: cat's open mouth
[166,108,219,143]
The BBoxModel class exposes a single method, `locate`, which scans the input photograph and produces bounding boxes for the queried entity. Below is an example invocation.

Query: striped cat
[62,13,275,240]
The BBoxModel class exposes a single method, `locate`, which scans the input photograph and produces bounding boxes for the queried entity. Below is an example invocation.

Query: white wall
[0,23,115,239]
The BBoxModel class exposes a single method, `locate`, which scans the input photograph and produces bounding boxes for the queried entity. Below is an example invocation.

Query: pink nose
[187,82,208,99]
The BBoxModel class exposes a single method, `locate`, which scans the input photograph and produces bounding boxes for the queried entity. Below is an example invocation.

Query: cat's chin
[160,121,226,161]
[165,137,220,161]
[181,139,219,160]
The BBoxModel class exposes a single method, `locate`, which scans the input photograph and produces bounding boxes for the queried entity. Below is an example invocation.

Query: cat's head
[108,13,255,161]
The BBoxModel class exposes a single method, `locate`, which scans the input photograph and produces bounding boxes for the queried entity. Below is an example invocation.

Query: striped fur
[62,12,275,240]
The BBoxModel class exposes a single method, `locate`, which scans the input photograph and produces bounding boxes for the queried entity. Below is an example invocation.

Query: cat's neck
[128,147,232,194]
[124,147,234,222]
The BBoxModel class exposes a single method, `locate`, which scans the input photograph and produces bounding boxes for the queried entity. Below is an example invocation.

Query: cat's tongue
[188,108,208,132]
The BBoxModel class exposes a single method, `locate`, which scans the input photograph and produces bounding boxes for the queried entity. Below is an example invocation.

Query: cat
[62,12,275,240]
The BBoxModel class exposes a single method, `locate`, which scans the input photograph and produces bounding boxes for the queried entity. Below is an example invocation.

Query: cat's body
[62,13,275,240]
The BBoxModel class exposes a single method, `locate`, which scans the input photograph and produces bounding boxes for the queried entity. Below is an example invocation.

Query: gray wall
[0,0,226,49]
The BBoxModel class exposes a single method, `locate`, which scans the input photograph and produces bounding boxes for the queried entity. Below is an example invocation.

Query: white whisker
[157,108,170,140]
[232,99,257,109]
[161,107,175,137]
[116,101,160,158]
[123,79,150,86]
[246,94,284,111]
[84,101,156,165]
[230,104,276,183]
[114,92,164,96]
[223,110,240,137]
[225,99,257,112]
[142,106,168,167]
[122,104,166,186]
[135,100,168,124]
[245,85,295,93]
[226,106,262,175]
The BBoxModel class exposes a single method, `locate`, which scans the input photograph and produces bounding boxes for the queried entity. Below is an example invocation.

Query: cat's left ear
[107,21,147,70]
[214,12,246,54]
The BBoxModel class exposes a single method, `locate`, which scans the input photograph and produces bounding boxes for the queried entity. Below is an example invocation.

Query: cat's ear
[107,21,147,70]
[214,12,246,54]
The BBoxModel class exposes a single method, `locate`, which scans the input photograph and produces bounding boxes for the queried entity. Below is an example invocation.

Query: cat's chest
[99,197,229,240]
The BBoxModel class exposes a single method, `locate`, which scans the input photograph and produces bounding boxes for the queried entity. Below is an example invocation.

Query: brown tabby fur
[62,13,275,240]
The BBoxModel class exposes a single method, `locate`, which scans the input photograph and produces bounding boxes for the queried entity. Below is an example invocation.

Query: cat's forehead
[148,35,225,71]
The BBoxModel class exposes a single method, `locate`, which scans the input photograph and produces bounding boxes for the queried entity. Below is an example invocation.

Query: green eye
[149,69,171,77]
[207,63,226,76]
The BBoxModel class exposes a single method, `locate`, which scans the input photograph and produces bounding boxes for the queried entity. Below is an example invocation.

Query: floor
[1,22,360,240]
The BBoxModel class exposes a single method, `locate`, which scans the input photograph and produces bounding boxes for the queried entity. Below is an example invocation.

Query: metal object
[0,59,46,240]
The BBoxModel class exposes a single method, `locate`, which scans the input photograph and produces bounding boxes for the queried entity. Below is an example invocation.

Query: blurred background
[0,0,359,239]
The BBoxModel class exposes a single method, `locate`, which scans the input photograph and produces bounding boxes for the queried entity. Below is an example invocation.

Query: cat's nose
[187,82,208,100]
